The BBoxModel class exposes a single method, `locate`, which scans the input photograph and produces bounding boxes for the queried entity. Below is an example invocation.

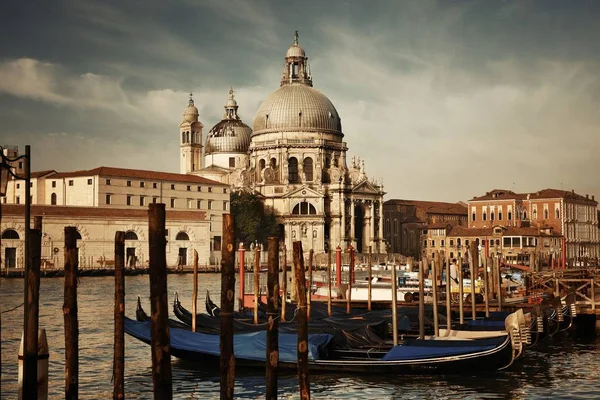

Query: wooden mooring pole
[458,256,464,324]
[469,242,477,320]
[22,227,41,400]
[432,254,439,336]
[148,204,172,400]
[220,214,236,400]
[327,250,332,317]
[293,241,310,400]
[266,237,280,400]
[281,243,287,322]
[113,231,125,400]
[445,254,451,334]
[254,246,260,325]
[308,249,313,321]
[483,254,490,318]
[418,260,425,340]
[367,246,372,312]
[192,250,198,332]
[391,256,398,346]
[64,226,79,400]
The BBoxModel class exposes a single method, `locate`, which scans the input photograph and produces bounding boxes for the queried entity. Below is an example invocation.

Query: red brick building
[383,200,467,257]
[468,189,599,262]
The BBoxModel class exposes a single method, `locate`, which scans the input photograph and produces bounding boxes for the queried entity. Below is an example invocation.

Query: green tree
[230,191,279,246]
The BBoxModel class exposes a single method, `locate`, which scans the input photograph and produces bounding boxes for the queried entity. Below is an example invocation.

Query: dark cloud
[1,0,599,202]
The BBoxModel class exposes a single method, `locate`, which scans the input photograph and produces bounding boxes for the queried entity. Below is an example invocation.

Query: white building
[2,167,229,268]
[186,32,386,254]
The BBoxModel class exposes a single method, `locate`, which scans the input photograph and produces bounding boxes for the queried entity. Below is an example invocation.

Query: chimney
[593,195,596,201]
[586,194,589,199]
[572,189,575,194]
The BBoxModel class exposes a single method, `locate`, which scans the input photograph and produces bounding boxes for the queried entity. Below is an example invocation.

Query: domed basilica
[179,32,385,254]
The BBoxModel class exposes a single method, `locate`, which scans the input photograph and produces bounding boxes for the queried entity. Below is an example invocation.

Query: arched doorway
[1,229,20,269]
[176,231,190,267]
[124,231,138,268]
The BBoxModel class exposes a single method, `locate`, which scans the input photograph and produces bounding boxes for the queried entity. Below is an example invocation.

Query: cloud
[1,0,599,203]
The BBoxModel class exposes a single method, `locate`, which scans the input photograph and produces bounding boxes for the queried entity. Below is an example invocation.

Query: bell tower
[180,93,204,174]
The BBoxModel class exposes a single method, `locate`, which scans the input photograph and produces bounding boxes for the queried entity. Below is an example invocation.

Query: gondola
[135,296,191,331]
[124,311,520,374]
[175,292,392,346]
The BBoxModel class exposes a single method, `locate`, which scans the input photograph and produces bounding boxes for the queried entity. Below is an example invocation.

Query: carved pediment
[352,180,380,195]
[282,185,323,199]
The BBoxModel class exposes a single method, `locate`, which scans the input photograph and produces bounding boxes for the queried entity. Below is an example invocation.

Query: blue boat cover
[382,342,497,361]
[125,317,333,363]
[466,319,505,328]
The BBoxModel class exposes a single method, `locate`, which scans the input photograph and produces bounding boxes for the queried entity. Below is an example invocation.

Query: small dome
[183,94,199,123]
[286,44,306,58]
[252,84,342,136]
[205,120,252,155]
[205,89,252,155]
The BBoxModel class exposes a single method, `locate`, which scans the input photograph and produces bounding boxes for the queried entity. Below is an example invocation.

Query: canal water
[1,274,600,399]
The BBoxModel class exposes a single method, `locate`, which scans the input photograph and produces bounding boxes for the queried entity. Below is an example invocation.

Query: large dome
[252,84,342,136]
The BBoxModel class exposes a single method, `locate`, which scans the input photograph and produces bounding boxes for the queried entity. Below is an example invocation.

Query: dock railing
[528,270,600,312]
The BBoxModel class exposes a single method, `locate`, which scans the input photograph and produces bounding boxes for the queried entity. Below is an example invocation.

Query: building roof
[385,199,467,215]
[529,188,597,203]
[31,170,57,178]
[46,167,225,185]
[470,189,526,201]
[2,204,208,221]
[470,188,597,204]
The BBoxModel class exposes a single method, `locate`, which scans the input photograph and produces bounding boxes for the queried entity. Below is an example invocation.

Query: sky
[1,0,599,203]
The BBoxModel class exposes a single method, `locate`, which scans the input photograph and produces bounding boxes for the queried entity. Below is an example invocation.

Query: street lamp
[0,144,32,392]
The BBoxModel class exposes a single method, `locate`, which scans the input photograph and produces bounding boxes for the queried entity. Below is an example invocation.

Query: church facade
[183,33,385,254]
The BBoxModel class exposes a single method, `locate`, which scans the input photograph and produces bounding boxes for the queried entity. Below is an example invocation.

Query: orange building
[468,189,599,262]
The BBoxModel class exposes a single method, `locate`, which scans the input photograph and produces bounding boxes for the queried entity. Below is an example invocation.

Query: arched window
[186,131,190,143]
[176,232,190,241]
[182,132,185,144]
[270,158,277,168]
[259,159,266,171]
[124,231,138,240]
[303,157,313,181]
[288,157,299,183]
[1,229,19,239]
[51,193,57,205]
[292,201,317,215]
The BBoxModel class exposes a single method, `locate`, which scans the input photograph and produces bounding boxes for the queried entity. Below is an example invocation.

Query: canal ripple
[2,274,600,399]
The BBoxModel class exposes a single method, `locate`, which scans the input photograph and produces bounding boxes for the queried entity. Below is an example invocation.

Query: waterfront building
[2,166,228,268]
[422,224,561,268]
[468,189,599,261]
[383,200,467,257]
